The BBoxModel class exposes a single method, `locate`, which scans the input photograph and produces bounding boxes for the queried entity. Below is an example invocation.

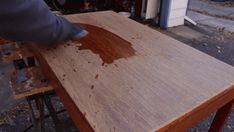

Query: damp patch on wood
[95,74,99,79]
[74,24,136,64]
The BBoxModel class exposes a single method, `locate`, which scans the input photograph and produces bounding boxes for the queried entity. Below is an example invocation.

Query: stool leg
[37,97,45,132]
[209,100,234,132]
[26,97,39,131]
[43,94,64,131]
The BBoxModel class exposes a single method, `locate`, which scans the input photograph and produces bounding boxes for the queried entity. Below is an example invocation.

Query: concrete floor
[188,0,234,33]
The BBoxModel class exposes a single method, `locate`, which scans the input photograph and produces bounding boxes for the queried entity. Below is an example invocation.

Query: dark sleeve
[0,0,84,44]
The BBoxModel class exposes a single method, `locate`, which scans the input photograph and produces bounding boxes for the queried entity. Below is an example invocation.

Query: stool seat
[10,67,53,99]
[0,43,34,62]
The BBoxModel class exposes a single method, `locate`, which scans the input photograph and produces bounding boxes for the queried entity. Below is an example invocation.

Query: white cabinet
[167,0,189,27]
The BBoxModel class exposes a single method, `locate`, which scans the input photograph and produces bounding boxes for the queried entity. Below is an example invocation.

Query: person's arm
[0,0,87,44]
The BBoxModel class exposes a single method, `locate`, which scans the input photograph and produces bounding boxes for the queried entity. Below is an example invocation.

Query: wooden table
[31,11,234,132]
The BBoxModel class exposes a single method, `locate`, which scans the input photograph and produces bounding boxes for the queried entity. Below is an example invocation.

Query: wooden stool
[0,42,34,63]
[9,67,64,132]
[10,67,53,99]
[0,40,65,132]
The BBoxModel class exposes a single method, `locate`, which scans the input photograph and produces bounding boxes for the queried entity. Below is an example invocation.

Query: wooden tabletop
[36,11,234,132]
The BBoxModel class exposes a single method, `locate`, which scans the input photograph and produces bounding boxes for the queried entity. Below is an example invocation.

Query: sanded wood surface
[37,11,234,132]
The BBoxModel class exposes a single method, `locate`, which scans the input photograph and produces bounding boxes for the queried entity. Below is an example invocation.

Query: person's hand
[72,30,89,40]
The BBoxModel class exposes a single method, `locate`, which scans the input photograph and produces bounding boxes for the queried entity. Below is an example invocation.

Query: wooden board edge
[157,85,234,131]
[28,44,94,132]
[14,86,53,99]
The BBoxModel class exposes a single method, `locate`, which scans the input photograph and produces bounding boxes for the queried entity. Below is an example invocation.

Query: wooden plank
[37,11,234,132]
[0,43,34,62]
[10,67,53,99]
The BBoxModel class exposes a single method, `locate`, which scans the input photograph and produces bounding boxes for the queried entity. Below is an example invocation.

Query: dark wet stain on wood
[91,85,94,90]
[95,111,99,115]
[0,38,11,45]
[74,24,136,64]
[95,74,99,79]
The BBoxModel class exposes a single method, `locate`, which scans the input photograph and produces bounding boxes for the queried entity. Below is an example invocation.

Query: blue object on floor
[17,70,28,83]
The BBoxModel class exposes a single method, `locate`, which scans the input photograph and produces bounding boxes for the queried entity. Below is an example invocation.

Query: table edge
[157,84,234,131]
[29,44,94,132]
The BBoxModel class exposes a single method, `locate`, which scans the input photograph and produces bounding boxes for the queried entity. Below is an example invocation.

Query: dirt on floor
[200,0,234,7]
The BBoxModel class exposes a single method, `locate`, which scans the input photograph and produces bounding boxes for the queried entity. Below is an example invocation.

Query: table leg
[209,100,234,132]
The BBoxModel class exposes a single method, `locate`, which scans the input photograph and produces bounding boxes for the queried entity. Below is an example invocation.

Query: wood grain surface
[37,11,234,132]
